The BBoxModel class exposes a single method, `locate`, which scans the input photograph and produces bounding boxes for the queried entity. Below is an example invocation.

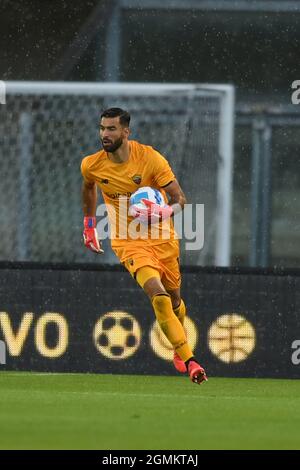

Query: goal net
[0,82,234,266]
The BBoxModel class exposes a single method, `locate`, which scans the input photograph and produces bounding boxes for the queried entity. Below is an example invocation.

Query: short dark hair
[100,108,130,127]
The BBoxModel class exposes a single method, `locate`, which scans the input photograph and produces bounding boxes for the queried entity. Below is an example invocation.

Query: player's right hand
[83,216,104,254]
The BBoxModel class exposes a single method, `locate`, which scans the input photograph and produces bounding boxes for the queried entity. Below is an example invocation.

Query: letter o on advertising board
[35,313,68,358]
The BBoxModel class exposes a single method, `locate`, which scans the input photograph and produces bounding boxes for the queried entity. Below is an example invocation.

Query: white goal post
[2,81,235,266]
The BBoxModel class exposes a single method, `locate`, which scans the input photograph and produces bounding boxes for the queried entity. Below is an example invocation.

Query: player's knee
[171,295,182,310]
[166,288,181,309]
[137,268,166,300]
[144,280,166,299]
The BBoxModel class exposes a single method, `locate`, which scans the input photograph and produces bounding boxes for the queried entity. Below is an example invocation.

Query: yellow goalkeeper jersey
[81,140,177,248]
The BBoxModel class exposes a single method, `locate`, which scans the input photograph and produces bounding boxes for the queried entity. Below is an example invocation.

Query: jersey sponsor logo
[132,174,142,185]
[104,191,132,199]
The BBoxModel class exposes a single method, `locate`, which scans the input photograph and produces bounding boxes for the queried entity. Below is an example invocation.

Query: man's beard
[102,137,123,153]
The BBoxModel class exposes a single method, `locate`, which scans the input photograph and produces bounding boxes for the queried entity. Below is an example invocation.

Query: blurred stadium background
[1,0,300,267]
[1,0,300,450]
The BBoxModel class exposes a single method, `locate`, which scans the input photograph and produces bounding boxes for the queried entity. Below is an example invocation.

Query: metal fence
[233,104,300,267]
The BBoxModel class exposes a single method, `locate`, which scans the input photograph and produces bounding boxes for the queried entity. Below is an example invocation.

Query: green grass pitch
[0,372,300,449]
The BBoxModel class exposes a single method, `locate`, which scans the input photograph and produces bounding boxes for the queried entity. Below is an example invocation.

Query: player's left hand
[130,199,173,224]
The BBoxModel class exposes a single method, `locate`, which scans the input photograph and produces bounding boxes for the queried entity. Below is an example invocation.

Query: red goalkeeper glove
[83,217,104,254]
[130,199,173,224]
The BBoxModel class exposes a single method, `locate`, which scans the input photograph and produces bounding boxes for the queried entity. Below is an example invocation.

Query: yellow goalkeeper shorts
[113,239,181,290]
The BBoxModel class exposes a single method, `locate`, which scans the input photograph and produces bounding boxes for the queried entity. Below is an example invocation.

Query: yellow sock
[173,299,186,326]
[152,294,193,362]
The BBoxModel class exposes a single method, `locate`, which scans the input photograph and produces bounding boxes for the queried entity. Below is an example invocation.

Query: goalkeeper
[81,107,207,385]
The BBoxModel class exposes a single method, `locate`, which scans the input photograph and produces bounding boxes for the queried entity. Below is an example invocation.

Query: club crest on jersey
[132,174,142,185]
